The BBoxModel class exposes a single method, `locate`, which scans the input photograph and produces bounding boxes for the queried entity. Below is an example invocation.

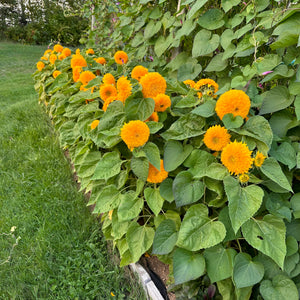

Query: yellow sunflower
[86,48,95,55]
[79,71,96,86]
[221,141,253,175]
[62,47,71,57]
[37,61,45,71]
[153,94,171,112]
[44,49,52,56]
[117,76,132,103]
[102,73,115,85]
[120,120,150,151]
[254,151,266,167]
[53,70,61,79]
[145,112,159,122]
[131,65,148,81]
[58,54,66,60]
[215,89,251,120]
[49,54,57,64]
[239,173,250,183]
[114,51,128,64]
[40,56,48,61]
[72,66,82,82]
[71,54,87,69]
[147,160,168,183]
[90,120,100,130]
[183,80,196,88]
[203,125,231,151]
[94,57,107,65]
[100,84,118,101]
[140,72,167,99]
[53,44,64,53]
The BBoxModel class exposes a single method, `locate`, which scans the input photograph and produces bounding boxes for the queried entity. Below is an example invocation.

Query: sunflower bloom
[86,48,95,55]
[100,84,118,101]
[215,90,251,120]
[103,73,115,85]
[79,71,96,86]
[183,80,196,88]
[140,72,167,99]
[146,112,159,122]
[114,51,128,64]
[147,160,168,183]
[62,47,71,57]
[120,120,150,151]
[131,65,148,81]
[221,141,253,175]
[117,76,132,103]
[53,70,61,78]
[239,173,250,183]
[49,54,57,64]
[59,54,66,60]
[37,61,45,71]
[195,79,218,92]
[91,120,100,130]
[44,49,52,56]
[203,125,231,151]
[94,57,106,65]
[254,151,266,167]
[72,66,82,82]
[71,54,87,69]
[153,94,171,112]
[53,44,64,53]
[41,56,48,61]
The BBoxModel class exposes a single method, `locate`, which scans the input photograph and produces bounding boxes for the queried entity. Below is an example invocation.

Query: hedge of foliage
[33,1,300,299]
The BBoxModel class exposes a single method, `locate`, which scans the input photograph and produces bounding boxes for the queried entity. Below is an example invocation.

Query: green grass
[0,41,146,300]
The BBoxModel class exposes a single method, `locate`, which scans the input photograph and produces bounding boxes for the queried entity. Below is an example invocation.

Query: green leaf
[269,142,297,170]
[198,9,225,30]
[191,100,216,117]
[260,157,293,192]
[117,191,144,221]
[144,20,162,39]
[152,219,178,255]
[233,253,264,288]
[126,222,155,263]
[222,113,244,129]
[187,0,209,19]
[131,156,149,181]
[175,19,197,39]
[173,248,206,285]
[192,29,220,57]
[93,185,121,214]
[146,121,163,134]
[125,94,155,121]
[294,95,300,120]
[177,63,202,81]
[259,86,294,115]
[260,274,299,300]
[164,140,193,172]
[142,142,161,170]
[92,151,123,181]
[221,0,240,12]
[265,193,291,222]
[205,163,229,180]
[173,171,204,207]
[286,236,299,256]
[205,53,228,72]
[224,176,264,233]
[144,187,164,216]
[154,34,173,57]
[219,206,241,242]
[177,204,226,251]
[291,193,300,219]
[242,215,287,269]
[204,245,237,283]
[161,113,205,140]
[159,178,174,203]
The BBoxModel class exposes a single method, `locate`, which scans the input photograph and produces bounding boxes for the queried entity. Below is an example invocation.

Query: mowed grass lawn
[0,42,145,300]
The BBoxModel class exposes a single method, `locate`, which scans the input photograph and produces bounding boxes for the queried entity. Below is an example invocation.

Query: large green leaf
[131,156,149,181]
[198,9,224,30]
[187,0,209,19]
[233,253,264,288]
[142,142,161,170]
[152,219,178,255]
[93,185,121,214]
[144,187,164,216]
[173,171,204,207]
[259,86,294,115]
[205,53,228,72]
[173,248,206,285]
[154,34,173,57]
[260,157,293,192]
[117,191,144,221]
[160,113,205,140]
[126,222,155,263]
[242,215,287,268]
[224,176,264,233]
[163,140,193,172]
[269,142,297,170]
[204,245,237,283]
[177,63,202,81]
[192,29,220,57]
[191,100,216,117]
[291,193,300,219]
[177,204,226,251]
[144,20,162,39]
[260,274,299,300]
[125,94,155,121]
[159,178,174,203]
[92,151,123,181]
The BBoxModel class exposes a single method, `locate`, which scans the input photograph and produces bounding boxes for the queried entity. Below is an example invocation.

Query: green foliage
[33,0,300,297]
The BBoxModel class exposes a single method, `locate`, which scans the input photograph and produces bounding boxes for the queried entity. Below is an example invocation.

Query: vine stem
[237,239,242,253]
